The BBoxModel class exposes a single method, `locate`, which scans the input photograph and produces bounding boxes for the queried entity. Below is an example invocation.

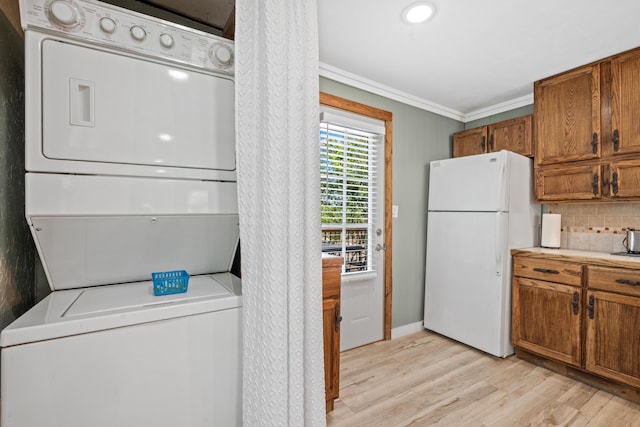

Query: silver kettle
[623,229,640,254]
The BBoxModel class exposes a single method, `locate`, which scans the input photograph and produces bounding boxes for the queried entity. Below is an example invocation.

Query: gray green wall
[320,77,463,328]
[0,11,35,336]
[464,104,533,129]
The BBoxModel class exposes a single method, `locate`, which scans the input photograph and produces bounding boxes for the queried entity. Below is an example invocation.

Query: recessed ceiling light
[402,2,435,24]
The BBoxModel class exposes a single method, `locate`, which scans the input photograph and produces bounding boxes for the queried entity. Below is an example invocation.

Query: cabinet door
[585,290,640,388]
[453,127,488,158]
[535,164,602,201]
[609,158,640,198]
[512,277,582,367]
[535,64,601,165]
[322,298,340,411]
[611,49,640,156]
[488,115,532,157]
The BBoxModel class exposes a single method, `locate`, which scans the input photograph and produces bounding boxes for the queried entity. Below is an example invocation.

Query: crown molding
[319,62,464,121]
[319,62,533,123]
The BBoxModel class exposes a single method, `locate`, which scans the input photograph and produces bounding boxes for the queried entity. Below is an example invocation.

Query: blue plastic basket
[152,270,189,296]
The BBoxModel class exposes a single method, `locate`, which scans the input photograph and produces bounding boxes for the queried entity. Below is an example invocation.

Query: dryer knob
[99,17,117,34]
[49,0,79,28]
[130,25,147,41]
[210,43,233,68]
[159,33,174,48]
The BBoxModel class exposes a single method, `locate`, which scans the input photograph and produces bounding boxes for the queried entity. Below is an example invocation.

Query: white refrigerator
[424,150,539,358]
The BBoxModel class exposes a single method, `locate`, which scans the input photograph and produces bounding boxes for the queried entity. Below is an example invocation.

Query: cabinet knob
[480,135,486,152]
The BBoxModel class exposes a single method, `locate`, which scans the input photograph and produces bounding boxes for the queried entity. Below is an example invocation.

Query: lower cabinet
[512,251,640,402]
[585,266,640,388]
[512,277,582,367]
[322,255,343,412]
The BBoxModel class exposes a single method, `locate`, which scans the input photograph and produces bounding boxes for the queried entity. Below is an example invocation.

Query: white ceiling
[141,0,640,122]
[317,0,640,121]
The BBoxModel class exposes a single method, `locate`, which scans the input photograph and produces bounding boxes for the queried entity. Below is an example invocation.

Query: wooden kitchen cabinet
[322,255,343,413]
[535,163,602,201]
[585,266,640,388]
[610,49,640,157]
[452,127,488,157]
[511,249,640,404]
[534,46,640,201]
[535,64,601,166]
[608,158,640,198]
[453,115,532,158]
[512,257,583,367]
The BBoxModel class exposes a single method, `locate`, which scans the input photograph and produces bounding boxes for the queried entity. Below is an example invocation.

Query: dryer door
[39,39,235,179]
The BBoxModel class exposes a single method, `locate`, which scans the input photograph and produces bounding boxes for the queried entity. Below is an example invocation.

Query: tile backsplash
[544,202,640,253]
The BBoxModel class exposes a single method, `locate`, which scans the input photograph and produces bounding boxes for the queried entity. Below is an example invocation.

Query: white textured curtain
[235,0,326,426]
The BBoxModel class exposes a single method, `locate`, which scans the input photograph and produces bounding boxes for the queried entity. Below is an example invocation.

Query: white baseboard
[391,321,424,339]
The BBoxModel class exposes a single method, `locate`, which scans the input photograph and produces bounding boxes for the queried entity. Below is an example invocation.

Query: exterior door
[320,106,386,351]
[339,161,385,351]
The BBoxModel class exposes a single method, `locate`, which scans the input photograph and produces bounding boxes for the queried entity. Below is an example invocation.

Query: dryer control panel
[20,0,234,75]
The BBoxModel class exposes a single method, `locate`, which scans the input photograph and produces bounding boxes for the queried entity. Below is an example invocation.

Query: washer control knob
[159,33,174,48]
[130,25,147,41]
[49,0,79,28]
[99,17,116,34]
[209,43,233,68]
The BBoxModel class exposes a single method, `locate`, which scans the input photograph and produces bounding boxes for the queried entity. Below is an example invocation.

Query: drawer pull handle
[533,267,560,274]
[571,292,579,315]
[588,295,595,319]
[616,278,640,287]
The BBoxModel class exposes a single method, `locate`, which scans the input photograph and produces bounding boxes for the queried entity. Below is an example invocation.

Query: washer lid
[64,275,231,318]
[26,174,240,291]
[0,273,242,348]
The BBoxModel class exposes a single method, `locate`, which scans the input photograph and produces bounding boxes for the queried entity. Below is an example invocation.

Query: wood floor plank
[328,330,640,426]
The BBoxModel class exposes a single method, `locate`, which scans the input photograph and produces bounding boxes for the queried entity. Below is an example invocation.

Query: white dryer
[1,0,242,426]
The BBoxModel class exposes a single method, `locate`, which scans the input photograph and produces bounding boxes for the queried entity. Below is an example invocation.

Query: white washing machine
[1,0,242,425]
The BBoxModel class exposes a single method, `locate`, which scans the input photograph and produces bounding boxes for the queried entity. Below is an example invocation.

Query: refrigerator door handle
[495,213,503,276]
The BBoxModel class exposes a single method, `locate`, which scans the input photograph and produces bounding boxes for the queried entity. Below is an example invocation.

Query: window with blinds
[319,109,383,274]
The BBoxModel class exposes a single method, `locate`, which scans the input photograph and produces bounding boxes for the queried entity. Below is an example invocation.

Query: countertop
[512,247,640,269]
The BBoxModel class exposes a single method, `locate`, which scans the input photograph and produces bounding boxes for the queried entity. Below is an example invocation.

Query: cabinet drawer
[513,257,583,286]
[587,265,640,296]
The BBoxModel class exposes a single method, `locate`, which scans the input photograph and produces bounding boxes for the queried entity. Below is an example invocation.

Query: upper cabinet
[610,50,640,157]
[535,65,601,165]
[534,47,640,202]
[453,115,532,158]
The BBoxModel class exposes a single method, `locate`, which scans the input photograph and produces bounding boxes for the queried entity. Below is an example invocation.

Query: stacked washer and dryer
[1,0,242,425]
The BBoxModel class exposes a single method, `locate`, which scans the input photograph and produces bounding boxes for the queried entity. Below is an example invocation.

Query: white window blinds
[319,107,384,273]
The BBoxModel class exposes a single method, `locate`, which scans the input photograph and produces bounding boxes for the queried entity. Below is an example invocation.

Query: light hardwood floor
[327,330,640,426]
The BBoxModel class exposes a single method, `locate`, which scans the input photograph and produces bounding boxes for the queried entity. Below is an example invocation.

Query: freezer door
[428,151,508,212]
[424,211,513,357]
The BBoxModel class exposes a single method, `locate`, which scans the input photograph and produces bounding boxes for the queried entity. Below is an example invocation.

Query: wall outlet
[392,205,399,218]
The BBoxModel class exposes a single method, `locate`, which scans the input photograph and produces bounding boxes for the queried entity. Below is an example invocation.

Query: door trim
[319,92,393,341]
